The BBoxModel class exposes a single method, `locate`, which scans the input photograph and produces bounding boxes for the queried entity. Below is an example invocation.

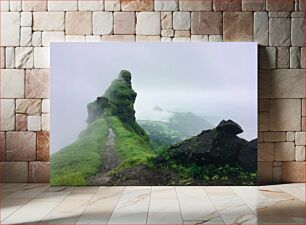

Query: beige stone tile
[179,0,212,11]
[4,183,48,198]
[136,12,160,35]
[0,162,28,182]
[48,0,78,11]
[209,34,224,42]
[269,12,290,18]
[295,146,305,161]
[173,12,190,31]
[15,114,27,131]
[161,37,172,42]
[191,12,222,35]
[3,196,66,224]
[213,0,242,11]
[175,30,190,37]
[76,186,124,224]
[176,187,216,221]
[26,69,49,98]
[272,165,282,184]
[85,35,101,42]
[5,47,15,69]
[173,37,190,42]
[22,0,47,11]
[10,0,22,12]
[65,35,86,42]
[155,0,178,11]
[295,132,305,145]
[276,47,289,68]
[0,47,3,71]
[37,131,50,161]
[0,132,5,161]
[41,113,50,131]
[0,197,32,221]
[242,0,265,11]
[274,142,295,161]
[121,0,154,11]
[42,99,50,113]
[191,35,208,42]
[15,47,33,68]
[40,191,95,224]
[114,12,135,35]
[258,112,269,131]
[0,99,15,131]
[258,143,274,161]
[290,47,301,69]
[259,69,304,98]
[16,99,41,115]
[223,12,253,42]
[93,12,113,35]
[291,18,304,47]
[287,131,295,142]
[6,131,36,161]
[136,35,161,42]
[0,0,9,11]
[78,0,104,11]
[29,162,50,183]
[66,12,92,35]
[42,32,65,46]
[254,12,268,46]
[21,12,32,26]
[161,29,174,37]
[102,35,135,42]
[27,115,41,131]
[269,18,291,46]
[105,0,120,11]
[161,12,172,29]
[1,12,20,46]
[277,184,305,202]
[258,162,273,184]
[266,0,294,11]
[147,187,183,224]
[108,187,150,224]
[20,27,32,47]
[282,162,306,182]
[33,47,50,68]
[264,132,286,142]
[32,31,42,46]
[0,69,24,98]
[33,12,65,31]
[269,99,301,131]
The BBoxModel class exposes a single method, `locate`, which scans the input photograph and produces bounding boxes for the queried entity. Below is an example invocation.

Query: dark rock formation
[167,120,251,166]
[86,70,147,138]
[238,139,257,172]
[216,119,243,135]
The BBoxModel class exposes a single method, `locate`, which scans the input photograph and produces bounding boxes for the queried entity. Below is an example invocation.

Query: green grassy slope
[50,118,109,185]
[107,116,155,171]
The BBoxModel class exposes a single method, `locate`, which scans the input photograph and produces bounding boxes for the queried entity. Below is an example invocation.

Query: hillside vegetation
[51,118,108,185]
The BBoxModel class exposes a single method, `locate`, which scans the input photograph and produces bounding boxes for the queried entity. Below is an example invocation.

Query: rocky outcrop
[167,120,257,171]
[86,70,147,138]
[238,138,257,171]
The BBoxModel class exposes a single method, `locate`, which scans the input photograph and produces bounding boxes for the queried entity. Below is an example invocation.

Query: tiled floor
[0,183,305,224]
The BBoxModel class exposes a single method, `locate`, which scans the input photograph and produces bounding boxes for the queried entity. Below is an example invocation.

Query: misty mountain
[138,109,214,147]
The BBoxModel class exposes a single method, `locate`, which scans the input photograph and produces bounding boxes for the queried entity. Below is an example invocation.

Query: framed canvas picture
[50,43,257,186]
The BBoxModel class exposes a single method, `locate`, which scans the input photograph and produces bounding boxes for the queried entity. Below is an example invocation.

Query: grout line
[174,186,185,225]
[106,186,126,225]
[145,186,152,225]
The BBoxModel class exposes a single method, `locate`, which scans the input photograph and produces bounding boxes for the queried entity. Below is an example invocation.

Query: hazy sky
[51,43,257,153]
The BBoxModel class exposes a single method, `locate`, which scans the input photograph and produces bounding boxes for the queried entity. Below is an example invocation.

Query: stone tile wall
[0,0,305,184]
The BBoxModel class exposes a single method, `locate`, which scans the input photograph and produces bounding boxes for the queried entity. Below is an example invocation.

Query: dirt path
[88,128,120,185]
